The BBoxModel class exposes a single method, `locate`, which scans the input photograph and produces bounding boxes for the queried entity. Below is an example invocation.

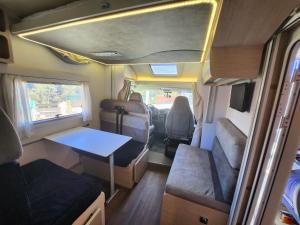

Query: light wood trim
[160,193,228,225]
[134,148,149,182]
[73,192,105,225]
[213,0,299,47]
[210,46,264,79]
[85,208,102,225]
[81,147,149,189]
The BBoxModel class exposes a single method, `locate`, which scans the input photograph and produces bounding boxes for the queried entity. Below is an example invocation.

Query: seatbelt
[119,108,128,135]
[115,106,122,134]
[114,106,128,134]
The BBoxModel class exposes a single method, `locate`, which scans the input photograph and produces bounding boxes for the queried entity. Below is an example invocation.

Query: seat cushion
[22,159,103,225]
[86,140,145,167]
[0,162,32,225]
[165,144,230,213]
[216,118,247,169]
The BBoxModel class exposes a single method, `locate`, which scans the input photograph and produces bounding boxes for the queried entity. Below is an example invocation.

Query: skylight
[150,64,178,76]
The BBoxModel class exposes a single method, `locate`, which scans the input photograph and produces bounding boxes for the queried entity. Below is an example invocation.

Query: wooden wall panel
[210,46,264,79]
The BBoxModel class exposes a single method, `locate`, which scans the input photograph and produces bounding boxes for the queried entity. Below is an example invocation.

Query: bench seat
[161,118,247,225]
[165,144,230,213]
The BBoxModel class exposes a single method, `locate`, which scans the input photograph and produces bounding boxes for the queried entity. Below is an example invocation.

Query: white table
[44,127,132,199]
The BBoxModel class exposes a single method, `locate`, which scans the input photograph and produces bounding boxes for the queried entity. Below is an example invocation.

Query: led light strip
[17,0,220,65]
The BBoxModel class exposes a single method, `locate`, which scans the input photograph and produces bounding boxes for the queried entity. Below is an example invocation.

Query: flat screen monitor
[230,83,255,112]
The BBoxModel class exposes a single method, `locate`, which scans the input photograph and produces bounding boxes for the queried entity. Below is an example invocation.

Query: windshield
[133,85,193,110]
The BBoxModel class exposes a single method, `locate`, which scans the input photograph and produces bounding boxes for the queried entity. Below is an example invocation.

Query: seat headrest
[171,96,192,113]
[0,108,23,165]
[216,118,247,169]
[100,99,147,114]
[129,92,143,103]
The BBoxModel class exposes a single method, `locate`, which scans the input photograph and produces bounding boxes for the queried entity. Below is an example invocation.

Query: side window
[26,82,83,122]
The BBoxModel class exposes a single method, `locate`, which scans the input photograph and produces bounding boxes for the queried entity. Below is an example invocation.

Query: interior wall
[226,78,262,136]
[0,35,109,168]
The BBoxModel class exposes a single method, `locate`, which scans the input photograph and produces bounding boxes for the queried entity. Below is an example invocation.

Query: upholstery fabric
[129,92,143,102]
[165,96,194,140]
[212,138,239,203]
[0,162,32,225]
[165,144,230,213]
[87,140,145,167]
[216,118,247,169]
[22,159,103,225]
[190,122,202,147]
[100,111,149,143]
[0,107,23,165]
[101,99,147,114]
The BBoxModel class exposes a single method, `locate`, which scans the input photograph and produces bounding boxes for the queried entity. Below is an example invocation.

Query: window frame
[25,79,84,124]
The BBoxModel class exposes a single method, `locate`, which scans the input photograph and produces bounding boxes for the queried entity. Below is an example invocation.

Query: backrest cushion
[215,118,247,169]
[165,96,194,139]
[100,111,149,143]
[0,162,32,225]
[129,92,143,103]
[0,107,23,165]
[212,138,239,203]
[101,99,147,114]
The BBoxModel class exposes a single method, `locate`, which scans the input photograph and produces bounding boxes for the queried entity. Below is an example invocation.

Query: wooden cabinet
[0,8,13,63]
[203,46,264,84]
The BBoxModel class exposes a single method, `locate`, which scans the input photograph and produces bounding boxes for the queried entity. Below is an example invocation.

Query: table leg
[109,153,115,196]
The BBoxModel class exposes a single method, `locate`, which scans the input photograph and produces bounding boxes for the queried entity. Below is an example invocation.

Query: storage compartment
[0,36,9,59]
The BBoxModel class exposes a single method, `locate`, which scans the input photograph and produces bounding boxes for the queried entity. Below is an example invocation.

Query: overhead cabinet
[203,46,264,84]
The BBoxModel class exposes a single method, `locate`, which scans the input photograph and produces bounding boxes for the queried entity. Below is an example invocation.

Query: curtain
[80,82,92,122]
[117,79,131,101]
[192,82,204,123]
[1,74,33,138]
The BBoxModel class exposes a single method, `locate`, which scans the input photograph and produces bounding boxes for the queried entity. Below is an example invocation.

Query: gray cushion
[216,118,247,169]
[212,138,239,203]
[165,96,194,139]
[129,92,143,103]
[165,144,230,213]
[0,108,22,165]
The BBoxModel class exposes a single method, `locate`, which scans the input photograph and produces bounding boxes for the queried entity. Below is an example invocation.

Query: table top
[45,127,132,157]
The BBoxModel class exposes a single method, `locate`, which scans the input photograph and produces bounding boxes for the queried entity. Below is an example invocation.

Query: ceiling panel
[17,3,212,64]
[0,0,76,18]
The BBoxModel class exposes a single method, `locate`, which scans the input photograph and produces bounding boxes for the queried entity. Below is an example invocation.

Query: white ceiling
[0,0,76,18]
[10,1,212,64]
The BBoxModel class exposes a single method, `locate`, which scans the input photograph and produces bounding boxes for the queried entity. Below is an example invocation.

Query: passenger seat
[129,92,155,138]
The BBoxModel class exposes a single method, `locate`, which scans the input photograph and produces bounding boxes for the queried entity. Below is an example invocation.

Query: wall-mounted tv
[230,82,255,112]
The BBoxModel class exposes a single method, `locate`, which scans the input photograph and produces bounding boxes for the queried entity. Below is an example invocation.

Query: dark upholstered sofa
[160,118,247,225]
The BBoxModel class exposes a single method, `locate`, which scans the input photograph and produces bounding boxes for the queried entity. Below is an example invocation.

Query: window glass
[150,64,178,76]
[133,85,193,110]
[26,82,82,122]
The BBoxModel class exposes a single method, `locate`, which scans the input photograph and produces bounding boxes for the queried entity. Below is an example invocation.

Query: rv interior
[0,1,300,225]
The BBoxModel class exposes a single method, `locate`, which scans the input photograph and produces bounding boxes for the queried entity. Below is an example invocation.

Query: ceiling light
[90,51,122,57]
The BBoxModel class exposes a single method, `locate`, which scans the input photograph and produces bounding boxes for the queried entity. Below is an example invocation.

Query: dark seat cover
[82,140,145,167]
[22,159,103,225]
[113,140,145,167]
[0,162,32,225]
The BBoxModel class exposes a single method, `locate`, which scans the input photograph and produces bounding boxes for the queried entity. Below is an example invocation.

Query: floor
[148,134,174,167]
[107,167,169,225]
